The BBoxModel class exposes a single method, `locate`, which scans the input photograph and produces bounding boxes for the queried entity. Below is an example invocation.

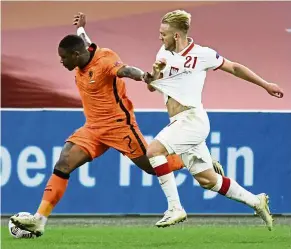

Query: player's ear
[174,32,179,41]
[72,50,80,58]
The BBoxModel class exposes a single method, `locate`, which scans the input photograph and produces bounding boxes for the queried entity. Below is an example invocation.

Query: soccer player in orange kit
[11,13,224,237]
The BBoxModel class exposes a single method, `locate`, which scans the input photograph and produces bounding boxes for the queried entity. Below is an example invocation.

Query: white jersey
[151,38,224,107]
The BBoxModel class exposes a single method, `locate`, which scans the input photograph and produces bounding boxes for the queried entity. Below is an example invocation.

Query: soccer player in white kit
[145,10,284,230]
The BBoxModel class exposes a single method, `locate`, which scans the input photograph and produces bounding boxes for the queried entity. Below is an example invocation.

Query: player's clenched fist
[73,12,86,28]
[264,83,284,98]
[153,59,167,74]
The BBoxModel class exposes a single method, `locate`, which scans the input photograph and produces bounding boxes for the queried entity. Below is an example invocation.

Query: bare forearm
[117,66,145,81]
[220,59,283,98]
[117,66,156,83]
[77,27,92,48]
[233,63,268,89]
[117,66,158,90]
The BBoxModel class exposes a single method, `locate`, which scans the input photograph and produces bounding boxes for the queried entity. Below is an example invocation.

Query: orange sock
[37,172,69,217]
[166,154,184,172]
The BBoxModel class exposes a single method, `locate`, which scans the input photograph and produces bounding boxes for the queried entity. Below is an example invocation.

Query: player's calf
[194,168,218,189]
[11,167,70,237]
[147,140,183,210]
[14,143,91,236]
[147,140,187,227]
[195,168,273,231]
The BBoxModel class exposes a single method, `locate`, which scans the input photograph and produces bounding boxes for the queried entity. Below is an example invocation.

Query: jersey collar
[179,38,194,56]
[79,43,97,71]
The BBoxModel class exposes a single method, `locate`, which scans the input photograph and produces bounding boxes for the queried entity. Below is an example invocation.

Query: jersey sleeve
[203,47,224,71]
[102,50,127,77]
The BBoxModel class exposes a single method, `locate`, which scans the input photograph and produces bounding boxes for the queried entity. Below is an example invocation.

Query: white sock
[211,174,260,208]
[149,155,182,210]
[34,213,48,226]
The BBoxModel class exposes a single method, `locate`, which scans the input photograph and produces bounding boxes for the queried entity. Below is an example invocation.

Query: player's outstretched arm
[117,65,164,91]
[116,66,157,92]
[73,12,92,48]
[219,59,284,98]
[117,66,153,82]
[116,59,166,82]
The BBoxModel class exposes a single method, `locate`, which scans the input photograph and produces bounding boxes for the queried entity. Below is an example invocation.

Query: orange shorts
[66,122,148,160]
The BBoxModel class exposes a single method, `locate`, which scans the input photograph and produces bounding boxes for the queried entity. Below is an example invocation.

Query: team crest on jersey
[114,61,122,67]
[88,71,95,84]
[169,66,179,76]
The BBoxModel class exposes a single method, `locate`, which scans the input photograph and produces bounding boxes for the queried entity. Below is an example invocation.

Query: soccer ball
[8,212,36,239]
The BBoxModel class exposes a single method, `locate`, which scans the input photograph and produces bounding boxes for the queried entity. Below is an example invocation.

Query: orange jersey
[75,44,134,127]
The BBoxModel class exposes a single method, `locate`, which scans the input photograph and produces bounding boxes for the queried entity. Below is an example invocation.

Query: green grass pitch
[2,224,291,249]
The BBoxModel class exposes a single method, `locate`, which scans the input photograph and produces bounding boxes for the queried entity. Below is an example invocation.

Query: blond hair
[161,10,191,34]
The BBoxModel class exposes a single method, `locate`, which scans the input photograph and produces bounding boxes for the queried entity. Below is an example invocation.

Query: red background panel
[2,2,290,109]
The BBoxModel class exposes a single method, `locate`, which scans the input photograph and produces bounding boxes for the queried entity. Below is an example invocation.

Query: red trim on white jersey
[181,38,195,56]
[214,58,225,71]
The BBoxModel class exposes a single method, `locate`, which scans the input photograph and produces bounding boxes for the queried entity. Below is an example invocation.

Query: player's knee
[146,148,166,158]
[54,155,73,175]
[146,140,167,158]
[146,148,156,158]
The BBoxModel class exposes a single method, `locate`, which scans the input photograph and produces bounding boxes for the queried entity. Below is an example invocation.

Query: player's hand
[152,59,167,74]
[142,72,154,84]
[265,83,284,98]
[73,12,86,28]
